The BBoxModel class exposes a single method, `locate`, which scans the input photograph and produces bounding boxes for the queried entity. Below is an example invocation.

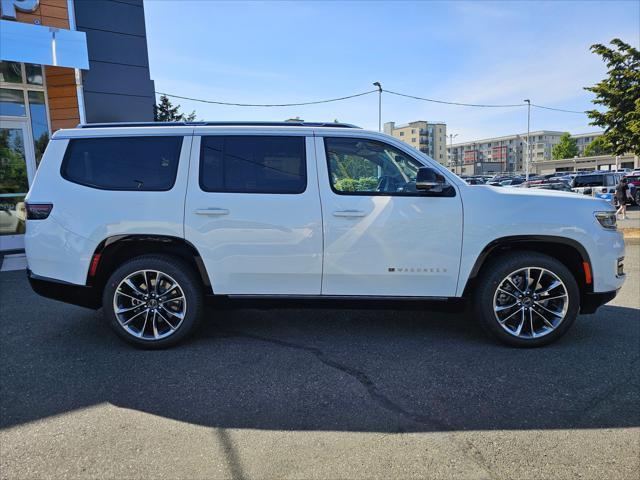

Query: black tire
[102,254,204,349]
[635,190,640,206]
[473,251,580,347]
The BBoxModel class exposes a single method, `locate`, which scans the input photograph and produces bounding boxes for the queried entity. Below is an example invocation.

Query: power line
[156,88,589,115]
[530,103,586,114]
[383,89,526,108]
[155,90,377,107]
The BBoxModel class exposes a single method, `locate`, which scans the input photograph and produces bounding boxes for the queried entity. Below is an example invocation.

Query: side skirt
[205,294,468,312]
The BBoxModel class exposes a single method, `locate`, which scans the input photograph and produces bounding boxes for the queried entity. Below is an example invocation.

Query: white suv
[24,122,626,348]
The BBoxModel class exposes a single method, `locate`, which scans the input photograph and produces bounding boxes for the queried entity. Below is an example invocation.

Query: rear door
[316,134,463,297]
[184,131,322,295]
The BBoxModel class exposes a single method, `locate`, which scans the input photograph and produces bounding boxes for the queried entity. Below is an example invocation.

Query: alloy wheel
[492,267,569,339]
[113,269,186,340]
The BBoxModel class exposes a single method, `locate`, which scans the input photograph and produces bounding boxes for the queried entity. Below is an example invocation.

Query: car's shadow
[1,270,638,433]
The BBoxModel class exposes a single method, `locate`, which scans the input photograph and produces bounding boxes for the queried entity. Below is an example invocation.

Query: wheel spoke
[116,290,142,303]
[160,282,179,297]
[124,278,146,297]
[160,295,184,305]
[529,308,536,338]
[495,303,518,312]
[532,307,555,329]
[540,294,567,302]
[157,309,177,330]
[160,305,184,320]
[506,277,524,294]
[122,308,148,326]
[539,279,562,295]
[498,306,523,324]
[534,302,563,317]
[532,268,544,292]
[139,310,149,337]
[497,288,518,299]
[514,308,526,336]
[151,310,159,339]
[115,304,142,314]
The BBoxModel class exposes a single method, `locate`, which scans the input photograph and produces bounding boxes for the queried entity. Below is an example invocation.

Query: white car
[24,122,625,348]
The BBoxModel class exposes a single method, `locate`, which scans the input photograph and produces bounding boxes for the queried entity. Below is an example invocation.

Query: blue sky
[144,0,639,143]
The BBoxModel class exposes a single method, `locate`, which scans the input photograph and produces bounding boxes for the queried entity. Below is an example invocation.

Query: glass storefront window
[0,127,29,236]
[28,91,49,166]
[0,61,23,83]
[0,88,27,117]
[25,64,44,85]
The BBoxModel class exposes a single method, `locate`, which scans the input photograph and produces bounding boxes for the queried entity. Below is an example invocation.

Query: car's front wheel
[103,255,204,348]
[473,251,580,347]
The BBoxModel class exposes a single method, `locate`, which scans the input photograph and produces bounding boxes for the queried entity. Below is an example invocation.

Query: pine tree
[584,39,640,155]
[154,95,197,122]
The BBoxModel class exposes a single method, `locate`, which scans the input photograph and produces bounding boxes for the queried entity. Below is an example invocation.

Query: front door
[184,133,323,295]
[316,135,463,297]
[0,119,36,251]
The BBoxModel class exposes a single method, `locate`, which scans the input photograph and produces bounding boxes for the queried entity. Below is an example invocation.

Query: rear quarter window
[573,175,604,188]
[61,136,183,191]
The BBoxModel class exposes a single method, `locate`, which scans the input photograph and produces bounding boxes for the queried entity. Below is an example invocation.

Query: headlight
[594,211,617,230]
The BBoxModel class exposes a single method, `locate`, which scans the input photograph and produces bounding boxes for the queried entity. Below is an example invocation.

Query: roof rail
[76,121,361,129]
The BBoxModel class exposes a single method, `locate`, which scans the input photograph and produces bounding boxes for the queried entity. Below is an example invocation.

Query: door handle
[333,210,367,218]
[195,208,230,216]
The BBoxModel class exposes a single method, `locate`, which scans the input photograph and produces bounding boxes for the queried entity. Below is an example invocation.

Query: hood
[486,185,593,200]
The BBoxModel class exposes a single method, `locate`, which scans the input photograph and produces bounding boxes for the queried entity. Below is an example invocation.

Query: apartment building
[383,121,447,165]
[447,131,568,175]
[572,132,602,156]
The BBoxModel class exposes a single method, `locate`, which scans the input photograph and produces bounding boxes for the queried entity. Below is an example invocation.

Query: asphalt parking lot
[1,244,639,480]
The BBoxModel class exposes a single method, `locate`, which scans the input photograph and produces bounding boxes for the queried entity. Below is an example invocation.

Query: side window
[200,136,306,194]
[61,136,183,191]
[324,137,424,195]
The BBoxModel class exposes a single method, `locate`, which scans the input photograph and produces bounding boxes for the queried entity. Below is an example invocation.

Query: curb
[622,228,640,240]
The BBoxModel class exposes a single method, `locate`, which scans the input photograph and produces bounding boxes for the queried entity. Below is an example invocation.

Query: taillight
[25,203,53,220]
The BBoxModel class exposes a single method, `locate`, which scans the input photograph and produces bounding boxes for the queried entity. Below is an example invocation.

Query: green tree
[154,94,196,122]
[552,132,579,159]
[583,136,611,157]
[584,39,640,155]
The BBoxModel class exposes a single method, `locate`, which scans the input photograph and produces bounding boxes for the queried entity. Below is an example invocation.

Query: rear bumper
[27,269,100,309]
[580,289,619,314]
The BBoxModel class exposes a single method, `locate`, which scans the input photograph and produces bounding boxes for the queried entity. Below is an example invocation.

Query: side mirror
[416,167,446,193]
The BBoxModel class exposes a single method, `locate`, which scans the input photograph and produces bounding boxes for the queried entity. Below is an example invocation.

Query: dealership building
[1,0,155,250]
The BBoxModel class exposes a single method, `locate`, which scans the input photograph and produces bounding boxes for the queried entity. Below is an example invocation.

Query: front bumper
[27,269,100,309]
[580,289,619,314]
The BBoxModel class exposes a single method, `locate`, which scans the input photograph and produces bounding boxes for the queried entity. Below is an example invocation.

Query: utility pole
[524,99,531,180]
[373,82,382,132]
[449,133,458,173]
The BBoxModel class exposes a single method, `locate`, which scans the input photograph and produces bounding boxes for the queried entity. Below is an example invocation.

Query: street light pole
[449,133,458,173]
[373,82,382,132]
[524,99,531,180]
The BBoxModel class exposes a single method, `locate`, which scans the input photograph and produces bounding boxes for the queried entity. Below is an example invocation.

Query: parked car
[518,181,573,192]
[25,121,625,348]
[571,172,623,197]
[500,178,526,186]
[465,177,486,185]
[624,174,640,205]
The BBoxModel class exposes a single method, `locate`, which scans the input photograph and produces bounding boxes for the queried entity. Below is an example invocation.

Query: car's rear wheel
[473,251,580,347]
[103,255,203,348]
